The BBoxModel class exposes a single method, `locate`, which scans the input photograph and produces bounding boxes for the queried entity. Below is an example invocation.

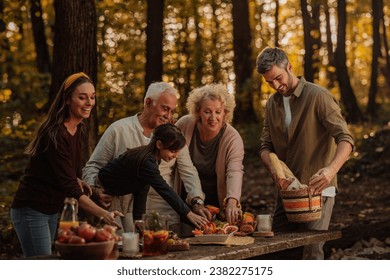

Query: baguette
[269,153,286,179]
[279,160,295,178]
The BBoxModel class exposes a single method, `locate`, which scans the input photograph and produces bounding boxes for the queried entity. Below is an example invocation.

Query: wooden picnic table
[135,230,341,260]
[25,230,340,260]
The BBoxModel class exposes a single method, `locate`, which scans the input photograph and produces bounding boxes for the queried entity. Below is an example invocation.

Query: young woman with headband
[11,72,123,257]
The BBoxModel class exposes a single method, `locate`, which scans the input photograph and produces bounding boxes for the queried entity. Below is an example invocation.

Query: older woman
[176,84,244,225]
[146,84,244,233]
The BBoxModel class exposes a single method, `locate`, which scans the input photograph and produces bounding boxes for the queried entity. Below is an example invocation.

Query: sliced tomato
[221,222,230,230]
[223,225,239,235]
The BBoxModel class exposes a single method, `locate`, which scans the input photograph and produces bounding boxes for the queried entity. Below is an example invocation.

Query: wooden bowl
[55,240,115,260]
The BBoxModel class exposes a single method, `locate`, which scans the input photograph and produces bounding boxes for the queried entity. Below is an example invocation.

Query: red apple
[77,223,96,242]
[68,235,86,244]
[57,229,74,243]
[95,228,113,242]
[102,224,117,236]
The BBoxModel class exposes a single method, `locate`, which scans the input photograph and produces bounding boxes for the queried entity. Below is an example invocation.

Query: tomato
[68,235,86,244]
[76,223,96,242]
[57,229,74,243]
[95,228,113,242]
[223,225,239,235]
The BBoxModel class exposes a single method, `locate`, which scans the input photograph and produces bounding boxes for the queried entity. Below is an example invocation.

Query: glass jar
[59,197,79,230]
[142,211,169,256]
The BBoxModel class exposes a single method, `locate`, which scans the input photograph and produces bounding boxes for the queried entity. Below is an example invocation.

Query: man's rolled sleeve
[175,145,205,204]
[82,128,116,187]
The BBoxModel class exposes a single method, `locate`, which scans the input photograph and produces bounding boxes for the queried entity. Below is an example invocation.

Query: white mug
[122,232,139,255]
[256,214,273,232]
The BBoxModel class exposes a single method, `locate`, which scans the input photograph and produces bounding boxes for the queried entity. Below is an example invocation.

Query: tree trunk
[300,0,321,83]
[50,0,98,164]
[335,0,363,123]
[232,0,257,123]
[275,0,279,47]
[145,0,164,91]
[367,0,380,118]
[29,0,51,73]
[324,0,336,88]
[379,0,390,89]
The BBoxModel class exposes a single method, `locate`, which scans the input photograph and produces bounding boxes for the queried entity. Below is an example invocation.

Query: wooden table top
[25,230,341,260]
[127,230,341,260]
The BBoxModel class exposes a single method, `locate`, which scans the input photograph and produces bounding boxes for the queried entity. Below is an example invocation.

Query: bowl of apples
[55,223,119,260]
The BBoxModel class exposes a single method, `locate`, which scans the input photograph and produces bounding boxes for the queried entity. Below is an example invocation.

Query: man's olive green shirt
[260,77,354,188]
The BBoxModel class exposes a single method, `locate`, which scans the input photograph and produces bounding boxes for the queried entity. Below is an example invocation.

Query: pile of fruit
[235,212,256,236]
[57,223,121,244]
[167,231,190,251]
[192,205,256,236]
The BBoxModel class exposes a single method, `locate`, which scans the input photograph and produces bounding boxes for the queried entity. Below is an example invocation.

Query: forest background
[0,0,389,259]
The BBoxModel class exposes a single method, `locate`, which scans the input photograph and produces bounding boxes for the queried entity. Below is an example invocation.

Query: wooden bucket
[280,188,322,223]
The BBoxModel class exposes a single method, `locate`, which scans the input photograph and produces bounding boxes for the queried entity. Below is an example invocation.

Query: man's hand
[192,204,212,220]
[309,166,336,194]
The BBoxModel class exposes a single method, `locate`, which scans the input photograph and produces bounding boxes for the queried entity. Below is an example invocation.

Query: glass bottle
[59,197,79,230]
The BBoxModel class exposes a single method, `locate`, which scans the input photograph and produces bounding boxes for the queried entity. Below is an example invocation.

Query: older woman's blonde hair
[186,84,236,124]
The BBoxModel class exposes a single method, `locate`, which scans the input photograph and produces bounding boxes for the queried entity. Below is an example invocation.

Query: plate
[193,233,233,243]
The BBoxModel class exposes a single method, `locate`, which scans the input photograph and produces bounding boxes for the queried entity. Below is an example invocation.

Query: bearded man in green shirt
[256,47,354,260]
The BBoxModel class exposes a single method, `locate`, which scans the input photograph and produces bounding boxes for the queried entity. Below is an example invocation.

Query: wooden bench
[139,230,341,260]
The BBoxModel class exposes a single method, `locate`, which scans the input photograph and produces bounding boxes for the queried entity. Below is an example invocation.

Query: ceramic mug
[256,214,273,232]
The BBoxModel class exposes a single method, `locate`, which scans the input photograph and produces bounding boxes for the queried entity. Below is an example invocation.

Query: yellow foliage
[1,127,12,136]
[0,89,12,103]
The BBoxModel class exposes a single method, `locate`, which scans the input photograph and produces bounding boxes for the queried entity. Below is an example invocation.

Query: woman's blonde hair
[186,84,236,124]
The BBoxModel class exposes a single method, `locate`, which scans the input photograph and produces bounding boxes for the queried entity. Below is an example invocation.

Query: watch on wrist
[191,198,204,206]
